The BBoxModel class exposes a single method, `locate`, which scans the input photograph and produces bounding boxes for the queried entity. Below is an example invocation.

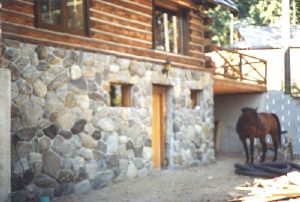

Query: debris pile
[229,161,300,201]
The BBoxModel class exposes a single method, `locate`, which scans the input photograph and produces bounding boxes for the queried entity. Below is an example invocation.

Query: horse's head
[241,107,265,131]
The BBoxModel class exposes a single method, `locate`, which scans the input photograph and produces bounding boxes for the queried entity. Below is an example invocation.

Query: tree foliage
[206,0,300,46]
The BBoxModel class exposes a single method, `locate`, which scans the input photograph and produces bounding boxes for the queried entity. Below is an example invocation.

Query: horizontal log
[92,1,151,24]
[90,10,152,32]
[2,0,33,15]
[90,19,152,42]
[91,29,152,49]
[107,0,152,15]
[2,23,206,68]
[1,9,34,27]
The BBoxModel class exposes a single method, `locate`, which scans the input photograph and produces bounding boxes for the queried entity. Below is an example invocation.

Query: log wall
[1,0,213,71]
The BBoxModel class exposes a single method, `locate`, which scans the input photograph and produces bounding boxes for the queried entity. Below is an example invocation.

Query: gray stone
[53,182,75,197]
[95,72,102,85]
[36,62,51,71]
[133,158,143,169]
[46,53,61,65]
[57,169,74,182]
[138,167,148,178]
[3,39,21,48]
[92,150,105,162]
[17,78,33,94]
[105,154,119,169]
[42,150,62,178]
[84,161,98,180]
[96,141,107,153]
[74,180,91,194]
[15,127,37,141]
[35,174,57,188]
[70,64,81,80]
[88,92,104,102]
[79,148,93,160]
[11,190,26,202]
[57,109,74,130]
[64,92,77,108]
[79,133,96,149]
[35,45,47,60]
[134,146,143,158]
[91,170,114,190]
[71,119,87,134]
[82,65,94,78]
[63,58,75,68]
[11,104,20,118]
[21,43,36,56]
[22,66,40,83]
[11,141,34,164]
[33,79,47,97]
[38,136,51,154]
[68,78,87,95]
[126,162,138,178]
[7,62,20,82]
[53,49,67,59]
[83,53,94,66]
[40,72,55,85]
[28,152,42,166]
[107,133,118,154]
[129,60,138,76]
[59,130,72,139]
[25,184,39,201]
[43,124,59,139]
[96,118,114,132]
[16,56,29,71]
[47,72,70,91]
[52,135,76,158]
[4,48,20,61]
[11,118,22,132]
[88,80,98,91]
[92,130,101,140]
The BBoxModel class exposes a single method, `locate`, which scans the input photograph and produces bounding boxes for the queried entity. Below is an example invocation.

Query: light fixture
[162,57,171,77]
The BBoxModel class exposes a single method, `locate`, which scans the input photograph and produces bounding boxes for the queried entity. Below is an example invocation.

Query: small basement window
[190,90,203,109]
[110,83,131,107]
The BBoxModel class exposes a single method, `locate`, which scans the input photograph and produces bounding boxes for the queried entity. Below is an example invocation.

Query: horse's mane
[241,107,257,113]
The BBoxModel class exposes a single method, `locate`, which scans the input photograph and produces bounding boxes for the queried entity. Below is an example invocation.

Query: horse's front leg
[249,137,255,164]
[241,139,249,164]
[259,137,267,162]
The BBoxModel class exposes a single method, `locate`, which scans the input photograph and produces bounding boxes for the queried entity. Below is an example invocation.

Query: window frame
[153,1,189,55]
[190,89,203,109]
[35,0,90,36]
[109,83,132,107]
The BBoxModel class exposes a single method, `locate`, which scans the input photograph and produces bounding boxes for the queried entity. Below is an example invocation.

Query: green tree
[206,0,300,46]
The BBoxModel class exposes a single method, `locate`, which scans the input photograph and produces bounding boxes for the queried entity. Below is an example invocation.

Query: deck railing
[207,45,267,85]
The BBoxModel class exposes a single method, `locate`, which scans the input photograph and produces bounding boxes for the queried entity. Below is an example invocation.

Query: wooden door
[152,86,166,169]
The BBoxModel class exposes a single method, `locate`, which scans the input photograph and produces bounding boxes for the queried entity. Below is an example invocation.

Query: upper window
[153,2,188,55]
[36,0,89,35]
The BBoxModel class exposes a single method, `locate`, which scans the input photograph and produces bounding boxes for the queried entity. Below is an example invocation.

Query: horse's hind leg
[259,137,267,162]
[241,139,249,163]
[271,135,279,162]
[249,137,255,164]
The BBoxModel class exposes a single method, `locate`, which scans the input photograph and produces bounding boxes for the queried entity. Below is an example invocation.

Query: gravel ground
[52,153,263,202]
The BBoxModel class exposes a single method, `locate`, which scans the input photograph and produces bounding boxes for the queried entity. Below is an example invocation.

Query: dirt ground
[52,153,268,202]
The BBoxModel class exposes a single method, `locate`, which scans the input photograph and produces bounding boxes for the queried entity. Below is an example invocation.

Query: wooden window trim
[191,90,202,109]
[110,83,131,107]
[35,0,90,36]
[153,0,189,55]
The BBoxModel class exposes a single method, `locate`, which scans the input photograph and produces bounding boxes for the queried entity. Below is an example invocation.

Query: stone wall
[0,69,11,202]
[1,39,215,200]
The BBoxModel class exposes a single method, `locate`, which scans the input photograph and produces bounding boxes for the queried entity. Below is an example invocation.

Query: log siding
[1,0,214,71]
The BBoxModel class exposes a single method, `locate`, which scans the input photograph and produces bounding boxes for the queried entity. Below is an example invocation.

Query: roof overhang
[193,0,239,16]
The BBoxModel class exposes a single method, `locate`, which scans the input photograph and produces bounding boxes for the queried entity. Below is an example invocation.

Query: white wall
[214,93,266,153]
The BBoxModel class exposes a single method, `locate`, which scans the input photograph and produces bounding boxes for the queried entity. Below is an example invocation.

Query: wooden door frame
[152,85,166,169]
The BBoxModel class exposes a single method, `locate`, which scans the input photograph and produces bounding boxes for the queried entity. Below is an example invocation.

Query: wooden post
[282,0,291,94]
[172,15,178,53]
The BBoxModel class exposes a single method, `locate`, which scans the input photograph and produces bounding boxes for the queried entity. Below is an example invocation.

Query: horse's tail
[271,113,281,146]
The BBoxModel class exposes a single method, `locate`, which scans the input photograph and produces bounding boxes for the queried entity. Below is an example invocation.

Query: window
[110,83,131,107]
[153,2,188,54]
[36,0,89,35]
[190,90,203,109]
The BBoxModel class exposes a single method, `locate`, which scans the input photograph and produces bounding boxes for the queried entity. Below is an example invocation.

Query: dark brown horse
[236,107,281,164]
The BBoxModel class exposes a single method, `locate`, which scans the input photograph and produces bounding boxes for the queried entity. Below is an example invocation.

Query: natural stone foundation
[2,39,215,200]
